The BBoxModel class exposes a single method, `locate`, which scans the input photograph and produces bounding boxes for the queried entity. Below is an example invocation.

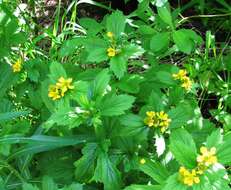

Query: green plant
[0,0,230,189]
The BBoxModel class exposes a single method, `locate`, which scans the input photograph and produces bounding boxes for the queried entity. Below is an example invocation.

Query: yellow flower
[156,111,171,132]
[48,77,74,100]
[48,85,61,100]
[179,167,200,186]
[172,70,187,80]
[173,70,192,91]
[107,47,116,57]
[107,31,114,38]
[12,59,22,72]
[181,77,192,91]
[140,158,146,165]
[144,111,171,132]
[197,147,217,167]
[56,77,74,96]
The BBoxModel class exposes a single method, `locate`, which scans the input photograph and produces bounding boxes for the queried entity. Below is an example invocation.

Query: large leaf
[99,94,135,116]
[217,133,231,165]
[0,111,29,122]
[157,6,174,29]
[2,135,93,159]
[92,69,110,98]
[49,61,67,82]
[150,32,170,52]
[169,128,197,168]
[163,173,187,190]
[110,55,127,79]
[106,10,126,38]
[139,159,170,184]
[124,185,162,190]
[42,176,58,190]
[74,143,98,182]
[93,151,121,190]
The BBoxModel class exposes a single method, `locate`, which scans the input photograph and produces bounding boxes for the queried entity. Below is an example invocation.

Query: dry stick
[178,13,231,24]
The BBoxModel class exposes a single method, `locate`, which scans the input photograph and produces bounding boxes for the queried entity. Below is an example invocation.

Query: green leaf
[156,71,175,85]
[92,69,110,98]
[168,102,194,128]
[217,133,231,165]
[157,6,174,29]
[42,176,58,190]
[93,151,121,190]
[106,10,126,38]
[150,32,170,52]
[117,74,145,94]
[4,135,92,159]
[49,61,67,82]
[22,183,39,190]
[110,55,127,79]
[119,114,146,136]
[59,37,83,57]
[124,185,162,190]
[173,29,202,54]
[173,30,193,54]
[206,129,223,148]
[99,94,135,116]
[74,143,98,182]
[79,18,103,35]
[163,173,187,190]
[84,38,108,63]
[139,159,170,184]
[169,128,197,168]
[0,111,29,122]
[122,44,144,59]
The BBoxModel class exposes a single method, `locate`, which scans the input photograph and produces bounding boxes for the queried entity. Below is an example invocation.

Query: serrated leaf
[124,185,162,190]
[169,128,197,168]
[74,143,98,182]
[139,159,170,184]
[106,10,126,38]
[93,151,121,190]
[22,183,39,190]
[119,114,146,136]
[206,129,223,148]
[217,133,231,165]
[110,55,127,79]
[49,61,67,82]
[99,94,135,116]
[150,32,170,52]
[92,69,110,98]
[163,173,187,190]
[42,176,58,190]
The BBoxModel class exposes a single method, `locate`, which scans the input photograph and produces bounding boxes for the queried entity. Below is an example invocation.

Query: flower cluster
[48,77,74,100]
[12,59,22,72]
[107,31,114,39]
[179,167,200,186]
[178,146,217,186]
[172,69,192,91]
[197,147,217,168]
[107,47,116,57]
[144,111,171,133]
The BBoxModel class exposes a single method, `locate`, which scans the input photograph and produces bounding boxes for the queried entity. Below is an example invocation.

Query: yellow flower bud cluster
[178,146,217,186]
[12,59,23,73]
[179,167,200,186]
[107,47,116,57]
[172,69,192,91]
[139,158,146,165]
[197,146,217,170]
[106,31,117,57]
[144,111,171,133]
[48,77,74,100]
